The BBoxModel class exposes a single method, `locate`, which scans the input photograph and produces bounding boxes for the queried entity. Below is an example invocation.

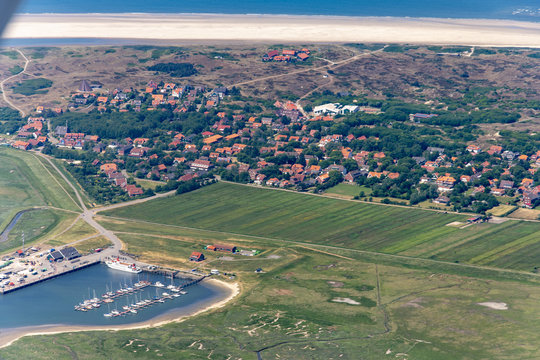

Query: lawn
[102,182,540,271]
[324,183,372,198]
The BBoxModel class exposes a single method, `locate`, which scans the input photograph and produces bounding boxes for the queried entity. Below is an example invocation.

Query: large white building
[313,103,358,116]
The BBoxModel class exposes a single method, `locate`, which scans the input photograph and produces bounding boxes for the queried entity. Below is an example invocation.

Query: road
[227,46,387,88]
[33,152,125,253]
[0,48,30,117]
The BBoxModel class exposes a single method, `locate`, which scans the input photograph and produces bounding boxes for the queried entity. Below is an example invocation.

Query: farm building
[208,244,237,253]
[190,252,205,262]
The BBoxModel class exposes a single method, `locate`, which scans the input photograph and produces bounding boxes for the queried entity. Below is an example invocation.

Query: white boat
[105,258,142,274]
[154,281,165,287]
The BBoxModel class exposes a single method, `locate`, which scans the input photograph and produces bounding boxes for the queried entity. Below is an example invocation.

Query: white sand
[0,279,239,349]
[332,297,360,305]
[477,302,508,310]
[3,14,540,47]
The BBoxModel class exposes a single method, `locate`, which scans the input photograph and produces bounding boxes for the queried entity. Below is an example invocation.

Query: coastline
[3,13,540,47]
[0,279,239,349]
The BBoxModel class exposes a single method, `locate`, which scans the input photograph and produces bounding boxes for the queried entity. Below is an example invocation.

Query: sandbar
[3,13,540,47]
[0,279,239,349]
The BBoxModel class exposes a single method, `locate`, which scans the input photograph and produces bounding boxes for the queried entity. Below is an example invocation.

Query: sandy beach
[3,13,540,47]
[0,279,239,349]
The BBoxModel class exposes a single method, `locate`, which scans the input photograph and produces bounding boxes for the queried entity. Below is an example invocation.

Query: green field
[103,182,540,271]
[0,149,80,229]
[3,244,540,359]
[324,183,372,198]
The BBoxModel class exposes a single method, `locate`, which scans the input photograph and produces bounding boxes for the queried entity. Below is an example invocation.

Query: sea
[0,264,224,330]
[16,0,540,22]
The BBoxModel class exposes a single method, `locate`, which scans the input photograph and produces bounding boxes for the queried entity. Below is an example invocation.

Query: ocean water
[0,264,223,330]
[17,0,540,22]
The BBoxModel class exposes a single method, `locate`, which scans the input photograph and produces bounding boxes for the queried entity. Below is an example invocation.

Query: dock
[0,259,100,294]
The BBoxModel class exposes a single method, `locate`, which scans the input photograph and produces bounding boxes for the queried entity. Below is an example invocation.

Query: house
[254,174,266,185]
[490,188,505,196]
[500,180,514,189]
[409,113,438,122]
[12,140,30,150]
[466,144,481,154]
[189,252,205,262]
[129,147,147,158]
[436,175,456,192]
[100,163,118,172]
[125,185,143,197]
[344,170,364,183]
[523,191,540,209]
[433,196,450,205]
[190,159,212,171]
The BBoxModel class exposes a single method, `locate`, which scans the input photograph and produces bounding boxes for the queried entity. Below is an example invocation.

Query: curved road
[0,48,31,117]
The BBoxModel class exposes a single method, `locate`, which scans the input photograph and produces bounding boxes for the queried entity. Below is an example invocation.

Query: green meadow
[103,182,540,272]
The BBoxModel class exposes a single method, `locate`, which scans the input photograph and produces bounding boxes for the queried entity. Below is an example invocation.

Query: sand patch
[327,281,344,288]
[446,221,465,227]
[332,297,360,305]
[403,298,424,308]
[477,302,508,310]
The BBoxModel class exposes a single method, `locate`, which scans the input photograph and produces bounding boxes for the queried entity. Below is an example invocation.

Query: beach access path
[0,48,30,117]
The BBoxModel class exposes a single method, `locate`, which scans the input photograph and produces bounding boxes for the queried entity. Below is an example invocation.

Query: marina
[0,263,223,330]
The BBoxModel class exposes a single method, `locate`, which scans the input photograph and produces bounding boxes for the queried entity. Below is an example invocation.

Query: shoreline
[0,279,239,349]
[4,13,540,47]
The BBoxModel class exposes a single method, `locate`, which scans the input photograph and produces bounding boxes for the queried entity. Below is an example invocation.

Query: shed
[60,247,81,260]
[213,244,237,253]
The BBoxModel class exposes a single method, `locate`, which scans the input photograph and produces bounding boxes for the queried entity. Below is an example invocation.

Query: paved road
[34,152,125,252]
[0,48,30,117]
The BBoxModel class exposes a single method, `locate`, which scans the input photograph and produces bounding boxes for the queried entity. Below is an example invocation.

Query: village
[4,76,540,215]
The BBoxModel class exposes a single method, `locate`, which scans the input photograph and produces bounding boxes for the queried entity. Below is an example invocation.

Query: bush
[147,63,197,77]
[12,78,53,96]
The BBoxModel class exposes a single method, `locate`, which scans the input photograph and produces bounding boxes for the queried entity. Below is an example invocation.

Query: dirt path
[227,46,387,88]
[0,48,31,117]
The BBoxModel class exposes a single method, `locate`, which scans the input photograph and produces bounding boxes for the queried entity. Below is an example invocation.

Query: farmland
[103,182,540,272]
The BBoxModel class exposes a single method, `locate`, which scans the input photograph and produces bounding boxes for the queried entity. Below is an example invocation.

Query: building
[59,247,81,260]
[210,244,237,253]
[190,159,212,172]
[189,252,205,262]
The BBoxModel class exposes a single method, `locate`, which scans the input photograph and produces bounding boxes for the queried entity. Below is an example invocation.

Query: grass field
[3,244,540,359]
[488,204,517,217]
[103,182,540,272]
[73,236,111,254]
[135,178,166,191]
[324,183,372,198]
[0,209,72,253]
[508,208,540,220]
[0,149,80,215]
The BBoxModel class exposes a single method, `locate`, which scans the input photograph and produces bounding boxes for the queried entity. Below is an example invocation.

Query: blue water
[0,264,223,330]
[16,0,540,21]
